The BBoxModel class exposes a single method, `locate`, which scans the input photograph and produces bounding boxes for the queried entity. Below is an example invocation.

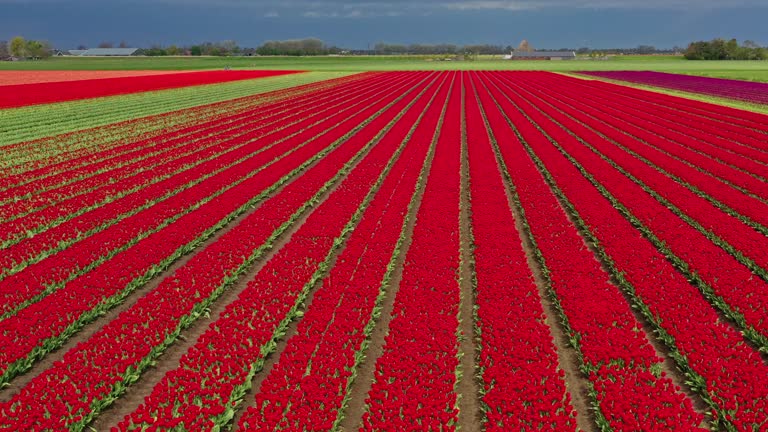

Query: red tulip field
[1,69,767,431]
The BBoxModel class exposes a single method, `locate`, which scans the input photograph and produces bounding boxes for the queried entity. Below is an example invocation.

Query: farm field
[1,69,768,431]
[579,70,768,105]
[2,55,768,82]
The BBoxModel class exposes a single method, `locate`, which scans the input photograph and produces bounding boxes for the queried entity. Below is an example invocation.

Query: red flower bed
[0,72,420,388]
[0,72,431,430]
[0,70,301,108]
[497,72,768,344]
[465,73,576,430]
[0,70,188,86]
[0,73,399,294]
[485,70,768,429]
[478,71,704,430]
[116,74,435,431]
[0,73,403,322]
[238,71,448,432]
[362,73,463,431]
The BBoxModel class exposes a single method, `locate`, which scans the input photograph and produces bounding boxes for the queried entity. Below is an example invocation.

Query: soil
[456,117,482,432]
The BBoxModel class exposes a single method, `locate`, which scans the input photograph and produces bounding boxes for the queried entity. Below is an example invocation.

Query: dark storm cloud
[1,0,766,49]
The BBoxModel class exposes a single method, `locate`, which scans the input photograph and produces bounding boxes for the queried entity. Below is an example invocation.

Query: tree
[76,44,88,50]
[98,41,114,48]
[118,41,129,48]
[166,44,181,56]
[190,45,202,56]
[10,36,26,57]
[0,40,8,58]
[26,40,51,59]
[685,38,766,60]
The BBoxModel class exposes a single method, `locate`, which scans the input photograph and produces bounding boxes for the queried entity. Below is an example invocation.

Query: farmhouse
[510,51,576,60]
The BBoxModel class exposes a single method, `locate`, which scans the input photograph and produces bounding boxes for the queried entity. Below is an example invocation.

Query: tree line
[684,39,766,60]
[0,36,52,59]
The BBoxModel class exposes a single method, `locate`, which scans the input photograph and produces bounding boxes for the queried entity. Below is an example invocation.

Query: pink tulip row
[485,70,768,429]
[579,71,768,106]
[0,72,427,392]
[464,74,576,431]
[114,73,438,431]
[477,71,705,431]
[361,73,463,431]
[577,75,768,138]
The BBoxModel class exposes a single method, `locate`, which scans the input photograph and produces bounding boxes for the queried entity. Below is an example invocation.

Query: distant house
[69,48,141,56]
[510,51,576,60]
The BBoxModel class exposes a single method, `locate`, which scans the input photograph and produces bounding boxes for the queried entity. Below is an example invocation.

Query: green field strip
[0,71,351,146]
[0,55,766,80]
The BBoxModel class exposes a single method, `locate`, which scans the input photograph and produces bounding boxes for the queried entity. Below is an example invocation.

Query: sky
[1,0,767,49]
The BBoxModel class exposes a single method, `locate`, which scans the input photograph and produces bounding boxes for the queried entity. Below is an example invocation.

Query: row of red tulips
[0,70,301,109]
[563,78,768,169]
[503,73,768,347]
[484,71,768,430]
[577,76,768,137]
[0,73,369,179]
[464,74,576,431]
[477,72,705,430]
[238,70,449,432]
[361,73,463,431]
[0,72,372,210]
[116,73,437,431]
[0,73,404,284]
[0,73,427,391]
[0,73,410,323]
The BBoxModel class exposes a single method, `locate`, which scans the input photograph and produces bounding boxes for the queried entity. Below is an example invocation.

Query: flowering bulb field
[0,70,301,108]
[1,69,767,431]
[579,70,768,105]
